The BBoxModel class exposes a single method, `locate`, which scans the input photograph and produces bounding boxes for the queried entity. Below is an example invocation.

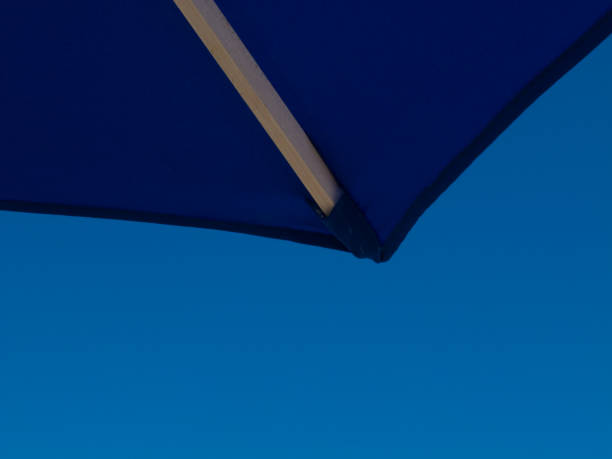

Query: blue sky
[1,36,610,459]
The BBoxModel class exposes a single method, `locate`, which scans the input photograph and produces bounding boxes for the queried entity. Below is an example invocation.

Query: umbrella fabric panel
[0,1,339,248]
[216,0,612,245]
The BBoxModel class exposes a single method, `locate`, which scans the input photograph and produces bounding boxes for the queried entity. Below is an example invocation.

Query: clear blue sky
[1,37,610,459]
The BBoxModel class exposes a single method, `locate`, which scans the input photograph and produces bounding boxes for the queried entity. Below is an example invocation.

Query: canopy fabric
[1,2,611,261]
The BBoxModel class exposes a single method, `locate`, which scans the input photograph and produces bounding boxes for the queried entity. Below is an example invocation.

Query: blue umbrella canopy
[1,1,611,261]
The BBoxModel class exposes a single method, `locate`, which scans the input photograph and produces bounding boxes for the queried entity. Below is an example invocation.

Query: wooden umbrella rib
[173,0,343,216]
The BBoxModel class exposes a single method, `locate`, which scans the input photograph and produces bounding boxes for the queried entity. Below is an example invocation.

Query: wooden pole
[173,0,343,215]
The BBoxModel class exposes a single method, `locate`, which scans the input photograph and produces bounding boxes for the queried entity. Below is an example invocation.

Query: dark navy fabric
[1,1,611,260]
[0,2,340,250]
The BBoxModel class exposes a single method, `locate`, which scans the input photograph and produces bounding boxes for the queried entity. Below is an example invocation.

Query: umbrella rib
[173,0,343,216]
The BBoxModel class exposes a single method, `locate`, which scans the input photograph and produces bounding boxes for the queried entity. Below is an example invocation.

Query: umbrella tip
[320,193,383,263]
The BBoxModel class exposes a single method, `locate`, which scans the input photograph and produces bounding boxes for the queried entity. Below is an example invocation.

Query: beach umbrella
[1,1,610,262]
